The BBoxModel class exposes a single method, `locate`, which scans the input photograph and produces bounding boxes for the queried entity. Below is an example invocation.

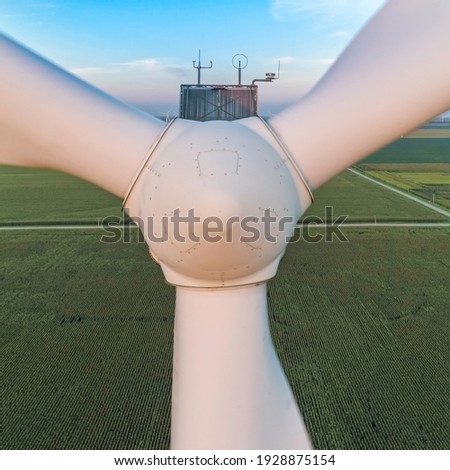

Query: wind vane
[192,49,212,85]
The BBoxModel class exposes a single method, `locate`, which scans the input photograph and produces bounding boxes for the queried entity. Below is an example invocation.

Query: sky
[1,0,448,118]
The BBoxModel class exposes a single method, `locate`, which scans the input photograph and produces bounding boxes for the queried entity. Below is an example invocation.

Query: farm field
[361,138,450,165]
[2,227,449,449]
[0,164,124,225]
[404,125,450,138]
[404,121,450,137]
[300,170,447,223]
[354,137,450,213]
[405,129,450,138]
[1,164,447,226]
[356,163,450,210]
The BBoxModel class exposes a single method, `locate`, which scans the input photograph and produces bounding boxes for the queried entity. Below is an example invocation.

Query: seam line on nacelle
[256,116,314,203]
[122,118,178,210]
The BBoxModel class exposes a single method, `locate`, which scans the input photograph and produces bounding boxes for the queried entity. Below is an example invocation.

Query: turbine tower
[1,0,450,450]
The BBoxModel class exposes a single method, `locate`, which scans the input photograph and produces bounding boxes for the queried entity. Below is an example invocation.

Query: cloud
[70,66,104,75]
[70,57,189,102]
[270,0,385,25]
[277,56,297,64]
[315,58,335,65]
[71,57,189,79]
[275,56,335,66]
[328,30,351,38]
[122,58,160,67]
[120,58,189,78]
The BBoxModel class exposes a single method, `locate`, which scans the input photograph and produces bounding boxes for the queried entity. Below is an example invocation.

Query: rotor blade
[0,34,165,197]
[269,0,450,190]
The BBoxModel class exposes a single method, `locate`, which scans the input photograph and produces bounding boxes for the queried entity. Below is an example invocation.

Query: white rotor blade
[0,34,165,197]
[269,0,450,190]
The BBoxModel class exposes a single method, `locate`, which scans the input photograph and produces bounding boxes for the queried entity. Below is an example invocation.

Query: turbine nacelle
[124,118,312,287]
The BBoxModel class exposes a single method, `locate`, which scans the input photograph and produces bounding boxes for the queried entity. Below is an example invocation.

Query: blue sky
[0,0,412,116]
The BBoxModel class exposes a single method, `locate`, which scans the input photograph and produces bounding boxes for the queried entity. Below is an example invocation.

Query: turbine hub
[125,118,310,287]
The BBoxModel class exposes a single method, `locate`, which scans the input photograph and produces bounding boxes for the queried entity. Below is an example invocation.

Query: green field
[0,165,124,225]
[301,170,447,223]
[1,230,172,449]
[1,136,450,450]
[356,163,450,210]
[404,129,450,138]
[1,165,447,226]
[357,138,450,212]
[361,138,450,164]
[2,228,449,449]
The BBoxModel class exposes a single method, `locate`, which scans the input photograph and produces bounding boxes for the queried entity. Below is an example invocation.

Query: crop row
[2,227,449,449]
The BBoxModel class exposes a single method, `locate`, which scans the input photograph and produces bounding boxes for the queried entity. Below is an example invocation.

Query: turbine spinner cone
[124,119,304,287]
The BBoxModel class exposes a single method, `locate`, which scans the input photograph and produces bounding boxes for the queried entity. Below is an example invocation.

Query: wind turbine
[1,0,449,450]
